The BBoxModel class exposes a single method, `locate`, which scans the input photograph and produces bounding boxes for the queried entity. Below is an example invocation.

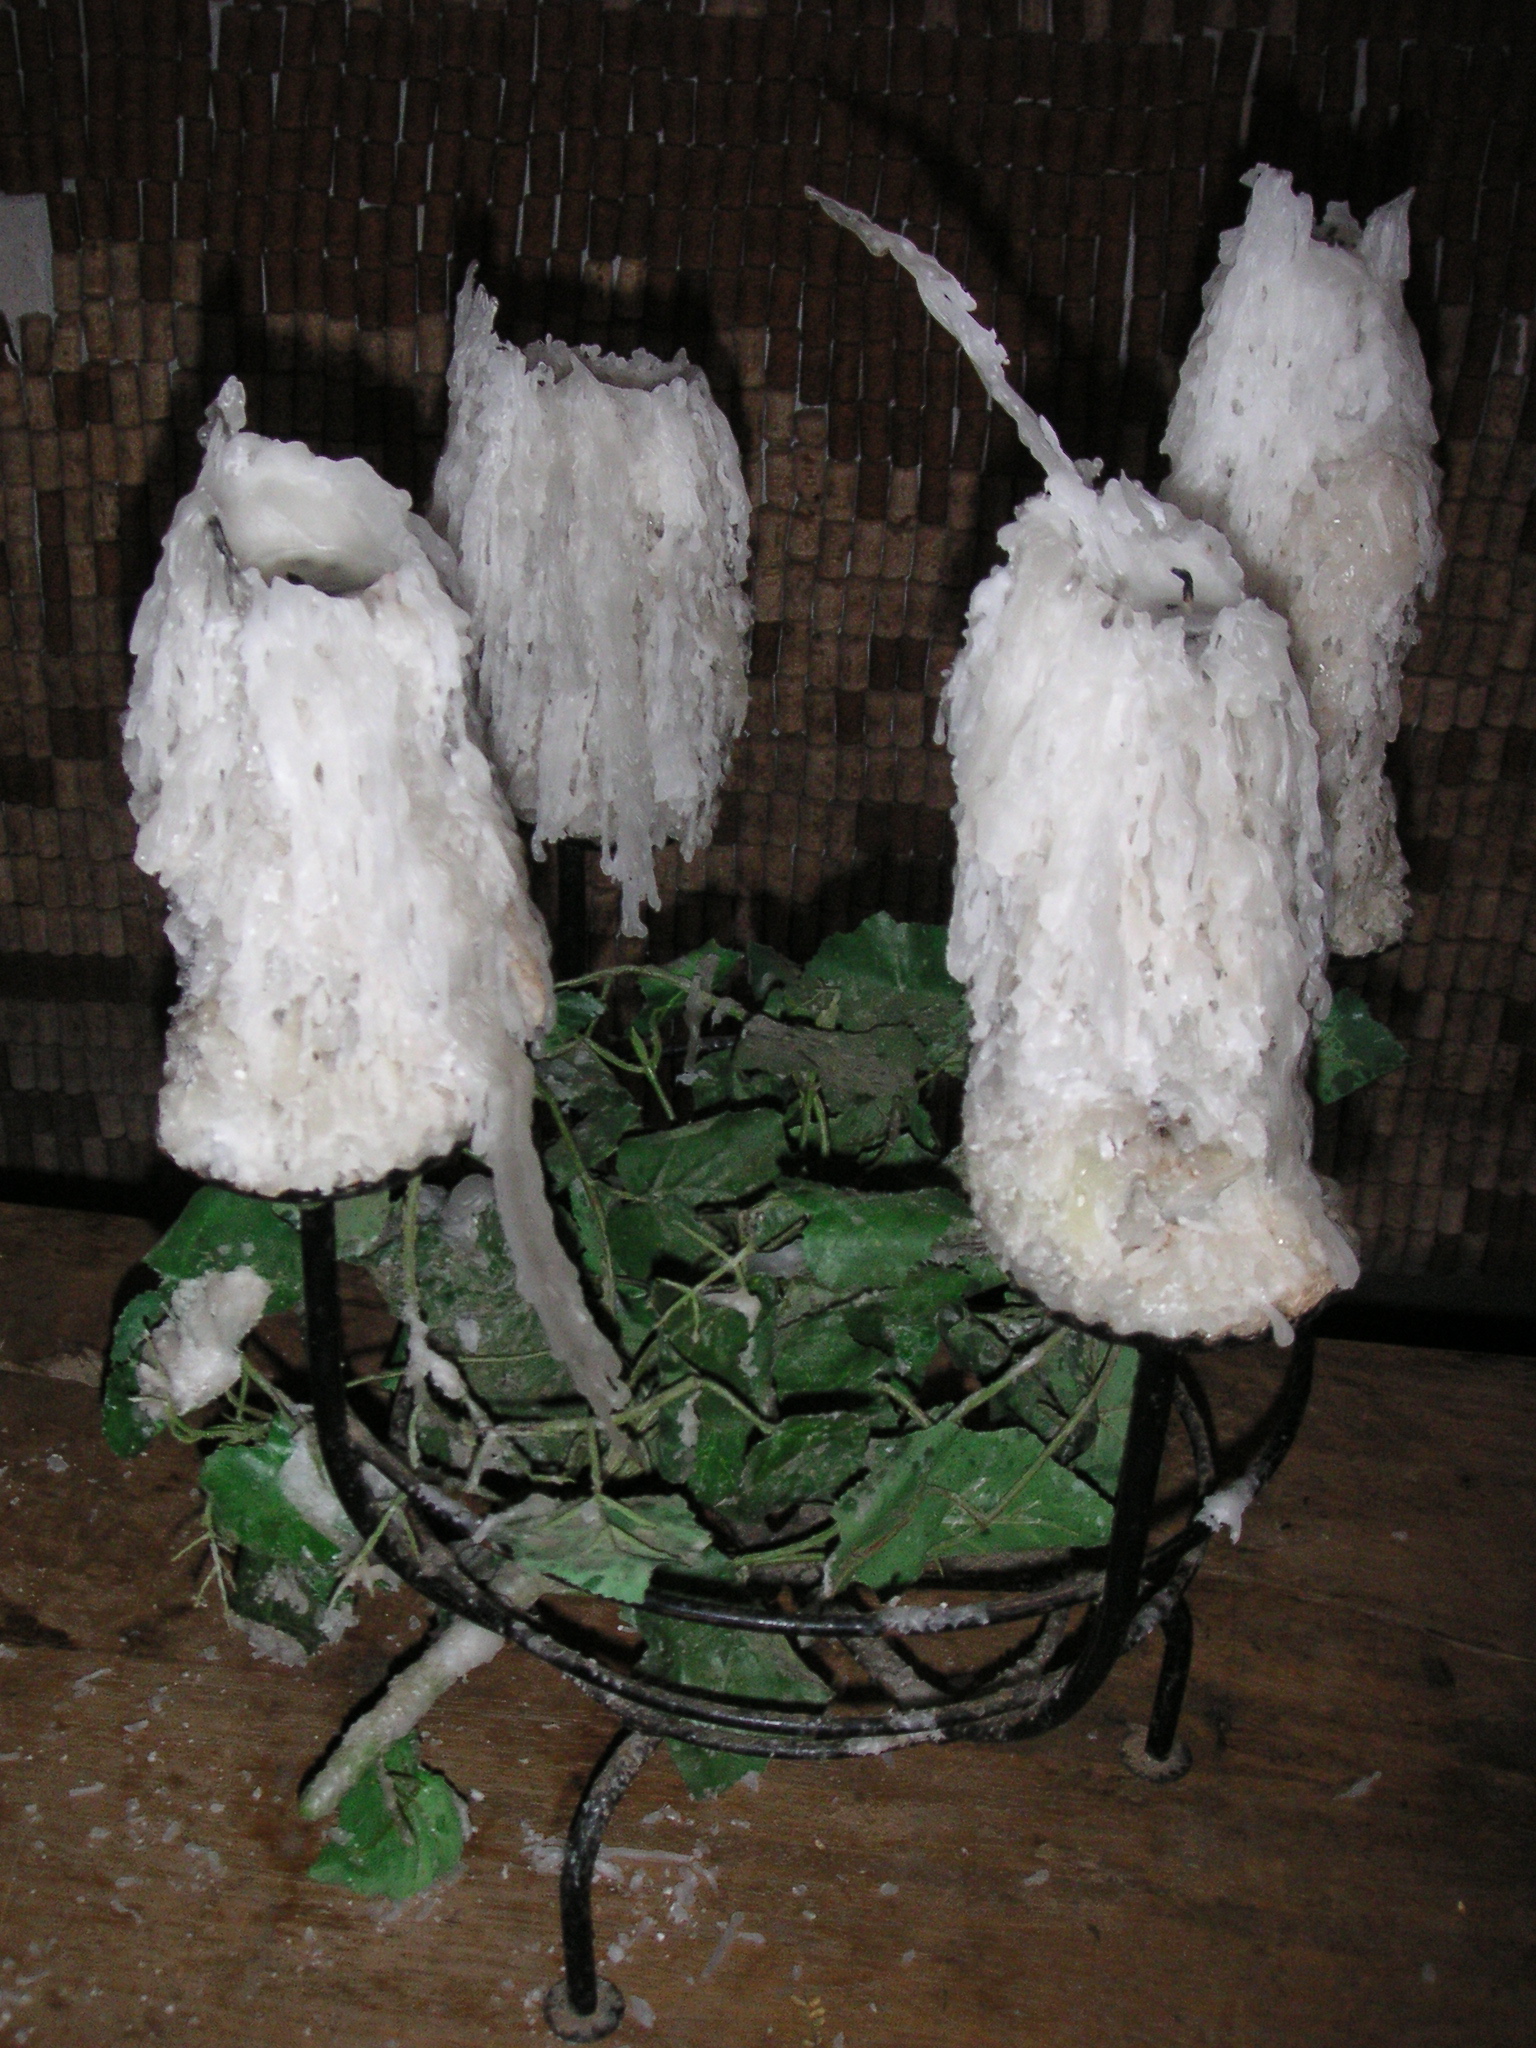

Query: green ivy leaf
[776,913,966,1048]
[828,1421,1113,1593]
[999,1335,1139,1498]
[734,1015,921,1111]
[842,1267,975,1380]
[1312,989,1408,1103]
[664,1741,761,1799]
[495,1492,721,1604]
[307,1735,465,1900]
[144,1187,304,1313]
[731,1412,870,1518]
[544,1094,644,1191]
[636,1610,830,1705]
[602,1192,719,1281]
[772,1315,888,1400]
[543,988,608,1052]
[795,1184,969,1292]
[615,1108,786,1205]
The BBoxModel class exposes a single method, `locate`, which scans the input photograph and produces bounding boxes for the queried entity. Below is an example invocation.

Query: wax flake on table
[811,192,1358,1344]
[1162,165,1443,957]
[432,271,752,937]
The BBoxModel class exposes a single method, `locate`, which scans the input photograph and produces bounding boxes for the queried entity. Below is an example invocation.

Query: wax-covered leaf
[795,1183,969,1291]
[229,1547,347,1658]
[201,1421,343,1566]
[1311,989,1407,1103]
[653,1285,770,1408]
[615,1108,785,1204]
[731,1411,870,1517]
[144,1187,303,1312]
[367,1192,571,1414]
[650,1383,754,1508]
[307,1736,464,1899]
[536,1035,635,1124]
[635,941,742,1025]
[101,1283,175,1455]
[828,1420,1113,1592]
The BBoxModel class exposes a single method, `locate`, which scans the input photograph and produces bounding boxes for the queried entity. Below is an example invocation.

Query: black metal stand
[299,1198,1315,2040]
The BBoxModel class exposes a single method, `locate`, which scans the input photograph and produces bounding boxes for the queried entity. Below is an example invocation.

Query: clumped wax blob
[431,272,752,937]
[1162,164,1443,957]
[126,382,631,1426]
[126,378,552,1199]
[812,192,1359,1344]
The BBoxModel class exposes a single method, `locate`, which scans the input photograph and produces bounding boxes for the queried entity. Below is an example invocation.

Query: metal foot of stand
[1121,1595,1194,1782]
[543,1728,662,2042]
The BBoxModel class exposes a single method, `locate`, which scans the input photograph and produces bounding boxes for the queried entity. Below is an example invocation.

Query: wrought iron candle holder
[299,1196,1314,2042]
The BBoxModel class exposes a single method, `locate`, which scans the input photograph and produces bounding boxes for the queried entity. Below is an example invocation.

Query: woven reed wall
[0,0,1531,1286]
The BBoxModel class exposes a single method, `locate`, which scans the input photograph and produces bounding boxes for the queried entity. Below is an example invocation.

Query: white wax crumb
[125,377,553,1197]
[627,1993,656,2029]
[1196,1472,1262,1544]
[136,1267,270,1417]
[877,1881,898,1896]
[44,1453,68,1474]
[432,273,753,938]
[1022,1868,1050,1888]
[1163,165,1442,956]
[1336,1771,1382,1800]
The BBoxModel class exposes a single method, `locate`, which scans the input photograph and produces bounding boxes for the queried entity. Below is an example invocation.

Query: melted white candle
[812,191,1359,1342]
[1162,165,1442,957]
[126,379,552,1199]
[128,382,632,1425]
[432,273,752,936]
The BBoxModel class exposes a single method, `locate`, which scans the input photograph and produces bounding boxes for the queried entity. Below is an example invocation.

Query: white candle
[432,272,752,937]
[812,192,1358,1343]
[1162,165,1442,957]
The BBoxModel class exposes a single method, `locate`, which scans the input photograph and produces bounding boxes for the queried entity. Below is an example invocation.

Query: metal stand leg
[1120,1597,1194,1783]
[543,1728,662,2042]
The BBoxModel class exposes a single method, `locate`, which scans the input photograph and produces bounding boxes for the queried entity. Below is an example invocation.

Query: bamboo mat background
[0,0,1531,1287]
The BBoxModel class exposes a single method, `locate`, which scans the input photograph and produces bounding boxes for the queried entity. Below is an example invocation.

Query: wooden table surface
[0,1203,1531,2048]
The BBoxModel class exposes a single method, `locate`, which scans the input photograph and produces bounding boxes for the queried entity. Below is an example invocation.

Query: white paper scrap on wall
[812,191,1359,1344]
[432,273,752,937]
[1162,164,1443,957]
